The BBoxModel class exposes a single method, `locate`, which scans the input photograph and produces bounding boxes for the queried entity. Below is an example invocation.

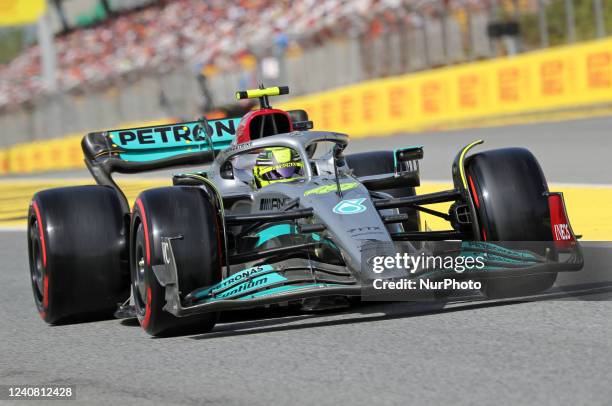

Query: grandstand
[0,0,609,144]
[0,0,495,109]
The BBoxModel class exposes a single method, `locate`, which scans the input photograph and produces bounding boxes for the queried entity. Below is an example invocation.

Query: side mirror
[293,120,313,131]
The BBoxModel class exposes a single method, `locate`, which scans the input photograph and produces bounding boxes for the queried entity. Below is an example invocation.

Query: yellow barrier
[0,120,172,174]
[0,149,8,175]
[278,37,612,136]
[1,180,609,239]
[6,134,84,174]
[1,38,612,174]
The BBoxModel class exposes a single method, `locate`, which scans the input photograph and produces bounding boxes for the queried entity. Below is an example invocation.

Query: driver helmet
[253,147,304,188]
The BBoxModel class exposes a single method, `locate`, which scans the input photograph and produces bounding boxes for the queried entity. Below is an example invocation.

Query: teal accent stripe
[461,241,538,260]
[256,224,295,247]
[461,251,538,265]
[239,283,335,300]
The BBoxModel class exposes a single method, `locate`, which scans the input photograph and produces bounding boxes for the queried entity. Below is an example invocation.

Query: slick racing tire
[131,186,222,337]
[466,148,557,298]
[345,151,420,232]
[28,186,129,324]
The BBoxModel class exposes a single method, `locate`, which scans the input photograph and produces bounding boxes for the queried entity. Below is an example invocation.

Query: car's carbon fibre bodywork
[82,117,583,317]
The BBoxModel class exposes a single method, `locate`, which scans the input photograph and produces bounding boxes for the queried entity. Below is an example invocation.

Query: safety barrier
[0,149,7,175]
[1,37,611,175]
[0,119,172,174]
[1,134,84,175]
[279,37,612,137]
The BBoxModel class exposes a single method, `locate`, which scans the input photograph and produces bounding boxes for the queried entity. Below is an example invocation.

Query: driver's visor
[258,162,304,181]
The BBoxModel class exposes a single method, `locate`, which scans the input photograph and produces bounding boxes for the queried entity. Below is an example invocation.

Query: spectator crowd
[0,0,491,109]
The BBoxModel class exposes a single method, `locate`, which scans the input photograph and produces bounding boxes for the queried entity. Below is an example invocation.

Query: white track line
[0,226,26,232]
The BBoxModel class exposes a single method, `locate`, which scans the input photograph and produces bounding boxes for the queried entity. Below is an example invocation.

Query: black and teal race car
[28,86,583,336]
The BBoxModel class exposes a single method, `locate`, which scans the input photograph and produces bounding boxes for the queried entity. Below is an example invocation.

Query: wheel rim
[29,219,44,304]
[132,227,147,315]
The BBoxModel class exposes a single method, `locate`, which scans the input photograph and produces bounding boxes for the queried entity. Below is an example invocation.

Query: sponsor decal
[259,197,290,211]
[553,223,572,240]
[258,161,301,175]
[348,226,384,237]
[194,265,288,302]
[214,265,270,291]
[304,182,359,196]
[109,119,239,147]
[227,141,253,152]
[548,193,575,244]
[214,274,285,300]
[333,198,367,215]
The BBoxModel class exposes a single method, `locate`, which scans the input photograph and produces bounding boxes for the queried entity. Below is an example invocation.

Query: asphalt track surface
[1,116,612,405]
[346,115,612,184]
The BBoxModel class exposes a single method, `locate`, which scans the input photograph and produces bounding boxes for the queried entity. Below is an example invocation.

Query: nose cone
[302,184,393,273]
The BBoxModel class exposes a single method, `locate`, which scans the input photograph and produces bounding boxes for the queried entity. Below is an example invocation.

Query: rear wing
[82,118,239,211]
[83,118,239,171]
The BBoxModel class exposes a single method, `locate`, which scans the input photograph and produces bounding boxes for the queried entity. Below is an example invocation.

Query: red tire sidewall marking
[467,175,480,209]
[135,198,151,266]
[134,198,152,329]
[32,201,49,318]
[467,175,488,240]
[31,202,47,267]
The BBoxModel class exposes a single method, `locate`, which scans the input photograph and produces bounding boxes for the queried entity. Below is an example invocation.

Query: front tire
[466,148,557,298]
[131,186,222,336]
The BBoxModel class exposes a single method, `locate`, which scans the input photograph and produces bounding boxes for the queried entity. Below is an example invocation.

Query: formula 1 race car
[28,86,583,336]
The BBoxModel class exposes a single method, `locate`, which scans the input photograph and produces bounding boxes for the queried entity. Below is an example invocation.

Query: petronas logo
[333,198,367,215]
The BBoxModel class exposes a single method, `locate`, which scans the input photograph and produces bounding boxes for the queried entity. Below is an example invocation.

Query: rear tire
[28,186,129,324]
[466,148,557,298]
[131,186,222,336]
[345,151,420,232]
